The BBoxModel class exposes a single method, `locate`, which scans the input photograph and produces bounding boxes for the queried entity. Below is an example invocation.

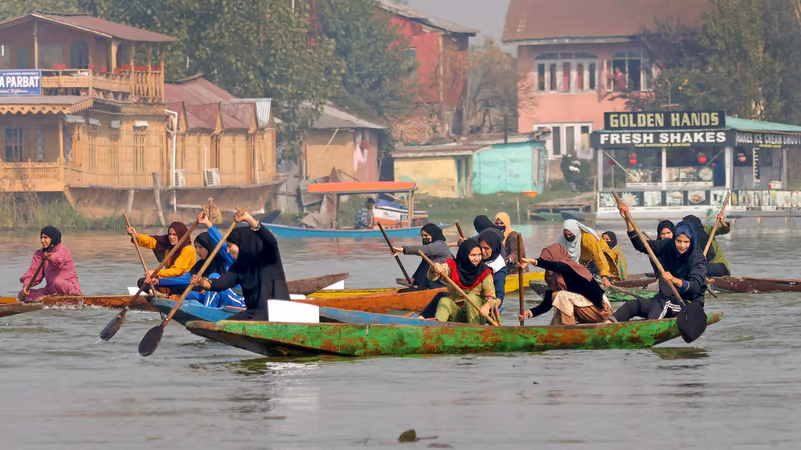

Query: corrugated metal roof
[233,98,273,129]
[314,104,385,130]
[725,117,801,133]
[165,77,237,105]
[0,13,177,42]
[502,0,706,43]
[220,103,251,130]
[391,142,483,158]
[380,0,478,35]
[184,103,218,130]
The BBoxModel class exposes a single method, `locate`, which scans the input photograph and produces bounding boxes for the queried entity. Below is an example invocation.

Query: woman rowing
[427,238,499,324]
[127,221,196,295]
[478,228,507,308]
[601,231,627,281]
[184,213,245,309]
[495,212,526,273]
[517,243,611,325]
[684,214,731,277]
[18,226,82,301]
[190,210,289,320]
[608,205,707,323]
[558,219,621,287]
[393,223,452,292]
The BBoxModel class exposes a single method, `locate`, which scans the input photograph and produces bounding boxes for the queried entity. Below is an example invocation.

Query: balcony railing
[0,161,64,192]
[41,66,164,104]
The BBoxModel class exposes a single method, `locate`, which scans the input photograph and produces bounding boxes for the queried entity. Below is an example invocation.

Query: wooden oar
[703,192,731,257]
[378,223,412,286]
[7,254,49,304]
[455,221,465,240]
[138,210,242,356]
[418,250,498,326]
[124,214,156,298]
[612,191,706,343]
[517,233,525,326]
[99,219,200,341]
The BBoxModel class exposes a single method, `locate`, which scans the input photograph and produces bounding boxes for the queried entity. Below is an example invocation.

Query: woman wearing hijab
[601,231,627,281]
[495,212,526,273]
[427,238,499,324]
[191,210,289,321]
[609,205,707,322]
[518,243,611,325]
[18,226,82,301]
[393,223,452,292]
[657,220,675,240]
[684,214,731,277]
[127,221,196,295]
[478,228,507,306]
[184,213,246,309]
[557,219,621,287]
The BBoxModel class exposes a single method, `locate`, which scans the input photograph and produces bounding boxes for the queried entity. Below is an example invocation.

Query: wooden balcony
[0,162,65,192]
[41,67,164,104]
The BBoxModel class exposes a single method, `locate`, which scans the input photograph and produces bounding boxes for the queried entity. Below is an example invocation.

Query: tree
[464,37,534,140]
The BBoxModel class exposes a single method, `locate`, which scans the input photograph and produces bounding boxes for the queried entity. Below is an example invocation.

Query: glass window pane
[566,126,575,155]
[628,50,641,58]
[549,64,557,91]
[574,52,598,59]
[577,63,584,90]
[559,53,573,59]
[552,126,562,156]
[17,48,29,69]
[589,63,596,90]
[613,51,627,58]
[536,52,558,60]
[537,64,545,91]
[562,62,570,92]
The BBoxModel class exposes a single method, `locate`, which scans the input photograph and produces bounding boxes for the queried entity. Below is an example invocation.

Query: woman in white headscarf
[556,219,622,288]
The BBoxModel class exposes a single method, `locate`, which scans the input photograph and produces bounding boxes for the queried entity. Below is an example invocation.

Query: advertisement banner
[0,69,42,96]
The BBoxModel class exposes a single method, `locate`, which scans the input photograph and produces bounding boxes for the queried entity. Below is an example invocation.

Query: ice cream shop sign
[0,70,41,96]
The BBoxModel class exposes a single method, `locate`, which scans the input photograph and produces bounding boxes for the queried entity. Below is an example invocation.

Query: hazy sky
[403,0,512,46]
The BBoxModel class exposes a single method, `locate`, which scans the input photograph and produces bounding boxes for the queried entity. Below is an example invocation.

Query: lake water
[2,221,801,449]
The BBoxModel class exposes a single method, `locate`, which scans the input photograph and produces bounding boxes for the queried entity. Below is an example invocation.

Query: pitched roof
[165,76,237,105]
[184,103,219,130]
[502,0,707,44]
[380,0,478,35]
[0,13,177,42]
[0,95,93,115]
[313,104,385,130]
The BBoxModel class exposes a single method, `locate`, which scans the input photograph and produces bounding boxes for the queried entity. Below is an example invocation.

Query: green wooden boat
[185,312,723,357]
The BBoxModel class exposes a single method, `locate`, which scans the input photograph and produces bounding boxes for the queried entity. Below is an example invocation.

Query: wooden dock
[527,192,595,221]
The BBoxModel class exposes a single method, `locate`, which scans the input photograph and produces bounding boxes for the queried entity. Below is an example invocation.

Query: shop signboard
[735,132,801,148]
[591,130,733,148]
[0,69,42,96]
[604,111,726,130]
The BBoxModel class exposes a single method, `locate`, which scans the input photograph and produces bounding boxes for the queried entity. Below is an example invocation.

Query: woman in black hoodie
[609,205,707,322]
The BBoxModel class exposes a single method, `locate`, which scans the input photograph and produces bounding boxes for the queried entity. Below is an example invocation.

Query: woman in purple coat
[18,226,82,301]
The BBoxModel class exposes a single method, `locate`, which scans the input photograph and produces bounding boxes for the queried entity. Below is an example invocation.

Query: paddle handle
[163,209,244,325]
[612,191,686,307]
[124,219,200,307]
[517,233,525,326]
[378,223,412,285]
[455,221,465,239]
[20,253,48,301]
[124,214,157,296]
[703,192,731,258]
[418,250,498,326]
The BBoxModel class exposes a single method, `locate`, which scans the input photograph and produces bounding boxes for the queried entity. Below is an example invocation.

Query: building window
[70,41,90,69]
[17,48,29,69]
[4,128,26,162]
[535,52,598,93]
[85,127,97,172]
[134,130,146,173]
[210,135,221,169]
[0,45,10,69]
[552,126,562,156]
[39,44,64,69]
[538,123,593,159]
[608,50,653,92]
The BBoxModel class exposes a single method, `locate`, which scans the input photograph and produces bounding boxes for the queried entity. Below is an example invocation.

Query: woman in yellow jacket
[557,219,623,288]
[126,221,197,295]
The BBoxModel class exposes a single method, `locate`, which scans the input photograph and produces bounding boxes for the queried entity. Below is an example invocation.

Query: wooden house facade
[0,14,279,225]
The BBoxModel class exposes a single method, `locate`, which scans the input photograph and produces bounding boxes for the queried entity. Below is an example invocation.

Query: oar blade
[138,325,165,357]
[677,301,707,343]
[99,309,128,341]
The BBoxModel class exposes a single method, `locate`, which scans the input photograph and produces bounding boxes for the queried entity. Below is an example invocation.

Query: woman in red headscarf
[127,221,197,295]
[518,243,611,325]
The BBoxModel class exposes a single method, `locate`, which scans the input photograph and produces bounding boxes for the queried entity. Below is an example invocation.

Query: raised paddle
[517,233,525,326]
[455,221,465,240]
[378,223,412,286]
[704,192,731,257]
[124,214,157,298]
[138,209,243,357]
[612,191,707,343]
[418,250,499,326]
[99,219,200,341]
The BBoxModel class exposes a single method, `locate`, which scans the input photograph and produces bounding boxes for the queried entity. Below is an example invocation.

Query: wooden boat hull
[528,281,656,302]
[186,312,724,357]
[288,273,349,296]
[296,289,445,314]
[307,288,398,299]
[265,223,424,239]
[396,271,545,293]
[38,295,158,311]
[149,297,449,327]
[0,302,44,318]
[709,276,801,293]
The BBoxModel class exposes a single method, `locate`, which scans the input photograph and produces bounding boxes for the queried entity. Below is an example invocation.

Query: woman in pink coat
[19,226,82,301]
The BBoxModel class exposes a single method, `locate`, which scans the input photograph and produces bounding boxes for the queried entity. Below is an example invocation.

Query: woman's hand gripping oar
[702,192,731,298]
[123,214,157,298]
[138,209,244,357]
[378,223,412,286]
[8,254,49,303]
[418,250,499,326]
[99,219,200,341]
[612,191,707,343]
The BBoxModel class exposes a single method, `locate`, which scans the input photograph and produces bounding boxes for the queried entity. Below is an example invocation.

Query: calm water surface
[2,221,801,449]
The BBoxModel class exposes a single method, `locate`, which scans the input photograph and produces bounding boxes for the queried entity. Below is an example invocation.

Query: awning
[0,96,93,115]
[308,181,417,195]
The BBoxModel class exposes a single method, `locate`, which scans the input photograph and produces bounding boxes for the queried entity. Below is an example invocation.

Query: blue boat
[264,223,425,239]
[149,297,452,327]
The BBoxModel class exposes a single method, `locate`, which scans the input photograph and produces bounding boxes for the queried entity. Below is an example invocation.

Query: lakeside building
[0,13,279,225]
